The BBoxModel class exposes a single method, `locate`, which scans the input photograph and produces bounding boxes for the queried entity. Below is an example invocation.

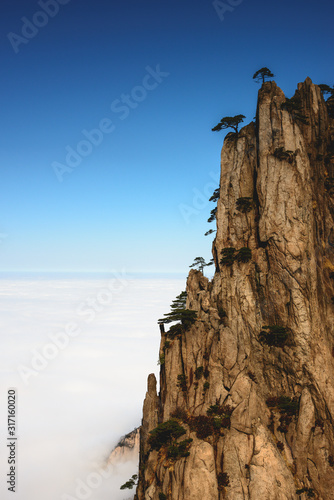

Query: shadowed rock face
[135,78,334,500]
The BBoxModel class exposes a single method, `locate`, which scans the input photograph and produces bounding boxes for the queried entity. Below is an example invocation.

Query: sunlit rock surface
[135,78,334,499]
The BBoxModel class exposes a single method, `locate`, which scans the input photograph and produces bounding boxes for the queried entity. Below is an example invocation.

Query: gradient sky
[1,0,333,272]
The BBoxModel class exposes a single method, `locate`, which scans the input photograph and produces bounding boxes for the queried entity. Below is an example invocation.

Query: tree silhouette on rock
[120,474,138,490]
[209,188,220,202]
[207,207,217,223]
[205,186,219,236]
[253,67,275,84]
[319,84,334,97]
[212,115,245,135]
[189,257,214,274]
[158,291,197,329]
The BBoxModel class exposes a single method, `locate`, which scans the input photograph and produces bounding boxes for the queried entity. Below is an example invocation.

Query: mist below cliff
[0,273,185,500]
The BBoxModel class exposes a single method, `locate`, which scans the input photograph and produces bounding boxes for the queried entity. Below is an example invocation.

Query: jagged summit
[135,78,334,499]
[108,428,140,466]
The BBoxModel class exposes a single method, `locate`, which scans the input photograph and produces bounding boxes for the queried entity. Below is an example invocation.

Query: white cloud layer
[0,274,185,500]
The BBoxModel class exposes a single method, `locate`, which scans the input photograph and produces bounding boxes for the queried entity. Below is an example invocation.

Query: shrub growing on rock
[171,407,188,421]
[220,248,236,266]
[259,325,289,347]
[266,396,299,415]
[217,472,230,489]
[188,415,215,439]
[203,381,210,391]
[273,147,297,163]
[207,404,232,429]
[195,366,204,379]
[220,247,252,266]
[158,291,197,331]
[179,309,198,329]
[167,438,193,459]
[148,420,186,451]
[235,247,252,263]
[266,396,299,433]
[167,323,184,338]
[177,374,187,392]
[236,197,254,213]
[171,407,228,440]
[120,474,138,490]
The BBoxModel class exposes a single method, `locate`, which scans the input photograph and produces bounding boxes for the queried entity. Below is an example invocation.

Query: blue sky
[1,0,333,272]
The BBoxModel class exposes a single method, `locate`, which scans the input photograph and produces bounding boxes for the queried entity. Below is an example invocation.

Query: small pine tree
[318,84,334,97]
[148,420,186,451]
[209,187,220,202]
[158,291,197,328]
[120,474,138,490]
[190,257,214,273]
[205,186,220,236]
[170,291,187,310]
[207,207,217,223]
[253,67,275,84]
[212,115,245,134]
[189,257,206,273]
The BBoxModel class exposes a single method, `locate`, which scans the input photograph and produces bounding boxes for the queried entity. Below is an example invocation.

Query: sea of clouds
[0,272,185,500]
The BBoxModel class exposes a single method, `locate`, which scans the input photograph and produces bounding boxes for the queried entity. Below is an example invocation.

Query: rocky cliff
[108,428,140,466]
[135,77,334,500]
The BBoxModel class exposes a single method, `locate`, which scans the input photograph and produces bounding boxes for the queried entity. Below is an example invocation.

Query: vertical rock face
[135,78,334,499]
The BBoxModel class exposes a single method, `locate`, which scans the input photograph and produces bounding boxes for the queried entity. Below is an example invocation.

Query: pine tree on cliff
[205,187,219,237]
[158,291,197,328]
[120,474,138,490]
[189,257,214,274]
[253,67,275,84]
[212,115,245,134]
